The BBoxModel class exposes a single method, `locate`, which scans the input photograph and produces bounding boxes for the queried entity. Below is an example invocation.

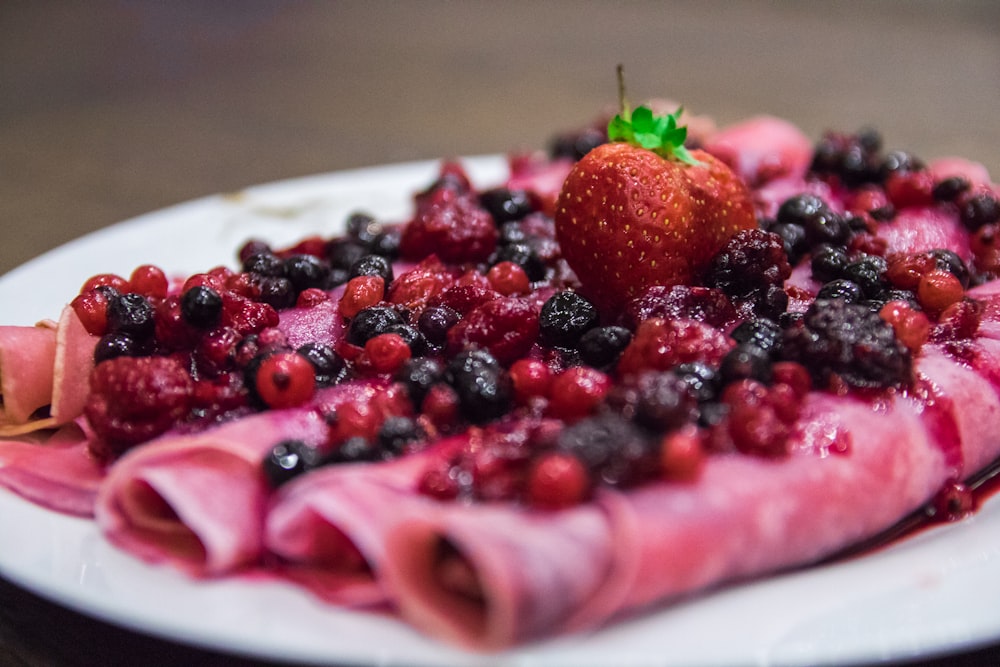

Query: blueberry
[539,291,599,347]
[928,248,970,289]
[932,176,970,203]
[578,326,632,368]
[549,127,606,161]
[493,242,546,282]
[417,305,461,346]
[446,349,511,423]
[674,362,721,403]
[960,192,1000,230]
[633,372,697,432]
[257,276,297,310]
[330,436,381,464]
[106,293,155,339]
[345,212,381,245]
[556,413,652,487]
[376,416,425,458]
[369,229,401,258]
[181,285,223,329]
[719,343,773,385]
[242,252,285,277]
[347,305,404,346]
[297,342,344,387]
[262,439,322,487]
[348,254,394,285]
[396,357,444,405]
[479,188,535,224]
[93,332,144,363]
[327,239,368,270]
[284,254,332,292]
[385,323,428,355]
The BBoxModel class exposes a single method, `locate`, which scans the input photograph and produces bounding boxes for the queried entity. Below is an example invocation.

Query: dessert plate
[1,158,999,666]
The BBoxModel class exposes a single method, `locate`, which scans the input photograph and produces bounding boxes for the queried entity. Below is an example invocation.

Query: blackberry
[257,276,297,310]
[347,305,404,346]
[816,279,864,303]
[479,188,535,224]
[396,357,444,406]
[446,349,511,423]
[706,230,791,319]
[960,192,1000,231]
[780,298,912,389]
[242,252,285,278]
[578,326,632,369]
[493,242,546,282]
[262,439,322,488]
[180,286,223,329]
[718,343,773,385]
[842,255,889,298]
[730,318,782,353]
[348,254,394,286]
[810,245,850,283]
[417,305,461,346]
[539,291,599,347]
[297,342,344,387]
[283,254,332,292]
[376,416,426,458]
[106,293,155,339]
[556,413,654,487]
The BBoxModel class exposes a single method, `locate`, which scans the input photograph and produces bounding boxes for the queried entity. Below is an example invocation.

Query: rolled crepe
[94,381,380,576]
[378,342,1000,650]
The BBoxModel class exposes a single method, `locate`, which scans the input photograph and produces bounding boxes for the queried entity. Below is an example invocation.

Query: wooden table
[1,2,999,664]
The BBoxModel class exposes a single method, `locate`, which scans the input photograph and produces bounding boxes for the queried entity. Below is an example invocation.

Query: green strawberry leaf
[608,105,703,166]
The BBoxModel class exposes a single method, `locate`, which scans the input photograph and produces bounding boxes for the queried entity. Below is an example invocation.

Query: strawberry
[554,105,756,315]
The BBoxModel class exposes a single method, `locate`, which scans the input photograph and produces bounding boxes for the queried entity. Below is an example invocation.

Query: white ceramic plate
[1,158,999,667]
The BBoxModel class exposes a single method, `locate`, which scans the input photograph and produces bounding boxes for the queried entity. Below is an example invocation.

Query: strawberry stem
[607,71,703,167]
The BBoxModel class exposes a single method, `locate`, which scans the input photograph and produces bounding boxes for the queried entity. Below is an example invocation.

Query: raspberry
[85,356,194,459]
[426,283,500,317]
[400,189,498,264]
[722,379,791,458]
[387,257,454,314]
[446,297,540,366]
[624,285,738,330]
[221,292,279,335]
[617,317,732,377]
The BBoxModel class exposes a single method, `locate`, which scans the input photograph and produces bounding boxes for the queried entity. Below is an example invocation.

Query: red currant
[486,261,530,296]
[917,269,964,315]
[129,264,169,298]
[362,333,412,374]
[546,367,611,420]
[659,426,705,481]
[879,300,930,353]
[508,358,553,404]
[70,289,110,336]
[525,452,589,509]
[254,351,316,409]
[339,276,385,318]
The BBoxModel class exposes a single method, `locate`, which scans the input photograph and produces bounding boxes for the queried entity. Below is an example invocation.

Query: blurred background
[2,0,999,277]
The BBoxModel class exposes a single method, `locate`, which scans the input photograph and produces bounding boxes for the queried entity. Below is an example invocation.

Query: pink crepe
[378,343,1000,650]
[264,433,468,607]
[95,409,330,576]
[51,305,97,423]
[0,419,105,516]
[0,323,56,431]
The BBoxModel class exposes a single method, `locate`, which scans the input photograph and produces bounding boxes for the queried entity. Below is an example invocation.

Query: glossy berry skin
[539,291,599,348]
[181,286,224,329]
[262,439,323,488]
[253,351,317,409]
[554,143,756,315]
[525,452,590,509]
